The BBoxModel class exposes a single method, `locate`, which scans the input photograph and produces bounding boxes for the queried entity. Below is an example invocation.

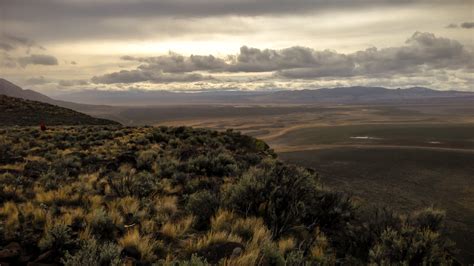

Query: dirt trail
[271,143,474,153]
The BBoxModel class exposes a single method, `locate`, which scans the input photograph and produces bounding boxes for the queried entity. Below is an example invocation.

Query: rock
[34,250,54,263]
[0,242,21,260]
[197,242,244,264]
[27,263,59,266]
[231,247,243,258]
[121,246,141,260]
[122,257,136,266]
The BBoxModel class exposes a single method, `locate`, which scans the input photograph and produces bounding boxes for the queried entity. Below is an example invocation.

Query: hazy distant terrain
[2,79,474,262]
[56,86,474,106]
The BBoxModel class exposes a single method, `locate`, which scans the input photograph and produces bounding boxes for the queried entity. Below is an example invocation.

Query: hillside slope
[0,78,120,117]
[0,95,120,126]
[0,126,454,264]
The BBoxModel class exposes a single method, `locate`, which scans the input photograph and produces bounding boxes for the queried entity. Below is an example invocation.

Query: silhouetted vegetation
[0,125,454,264]
[0,95,119,126]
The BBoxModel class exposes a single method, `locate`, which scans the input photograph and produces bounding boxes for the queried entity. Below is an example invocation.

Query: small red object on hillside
[40,122,47,131]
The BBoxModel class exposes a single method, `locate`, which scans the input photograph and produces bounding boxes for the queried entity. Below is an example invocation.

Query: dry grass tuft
[119,229,158,262]
[161,216,194,239]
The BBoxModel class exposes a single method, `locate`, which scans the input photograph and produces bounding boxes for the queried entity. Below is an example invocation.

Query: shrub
[108,170,160,198]
[224,159,355,238]
[259,244,285,266]
[169,254,209,266]
[285,250,306,266]
[38,224,77,254]
[86,208,116,241]
[137,149,158,171]
[61,238,122,266]
[186,191,219,230]
[369,227,452,265]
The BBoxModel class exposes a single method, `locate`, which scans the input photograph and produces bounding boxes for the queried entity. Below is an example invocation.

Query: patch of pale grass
[278,237,296,254]
[161,216,194,239]
[185,231,242,254]
[119,229,158,262]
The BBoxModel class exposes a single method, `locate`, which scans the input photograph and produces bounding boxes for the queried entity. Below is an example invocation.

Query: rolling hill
[0,94,120,126]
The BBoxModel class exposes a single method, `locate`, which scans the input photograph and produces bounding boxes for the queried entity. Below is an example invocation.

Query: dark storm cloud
[461,22,474,29]
[25,76,49,85]
[447,22,474,29]
[18,54,59,67]
[0,34,44,51]
[277,32,473,78]
[3,0,470,43]
[0,34,58,68]
[91,70,211,84]
[0,43,15,51]
[123,53,228,73]
[231,46,354,73]
[58,80,89,87]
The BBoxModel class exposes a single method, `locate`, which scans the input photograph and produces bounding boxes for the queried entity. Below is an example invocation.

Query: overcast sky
[1,0,473,95]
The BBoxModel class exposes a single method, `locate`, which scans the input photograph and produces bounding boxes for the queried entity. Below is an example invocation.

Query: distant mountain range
[2,77,474,125]
[55,85,474,106]
[3,78,474,107]
[0,94,119,126]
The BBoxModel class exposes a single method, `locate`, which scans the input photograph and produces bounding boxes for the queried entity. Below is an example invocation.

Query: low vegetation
[0,95,119,126]
[0,125,455,264]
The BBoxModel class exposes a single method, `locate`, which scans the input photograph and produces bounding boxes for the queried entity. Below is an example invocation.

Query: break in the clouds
[92,32,473,84]
[1,0,473,93]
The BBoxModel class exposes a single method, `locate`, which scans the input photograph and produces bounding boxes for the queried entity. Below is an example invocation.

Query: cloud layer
[91,32,473,85]
[0,34,58,68]
[2,0,473,93]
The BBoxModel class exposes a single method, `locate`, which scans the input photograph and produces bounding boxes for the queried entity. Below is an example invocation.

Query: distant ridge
[2,78,473,107]
[0,78,54,103]
[56,85,474,106]
[0,78,121,120]
[0,94,120,126]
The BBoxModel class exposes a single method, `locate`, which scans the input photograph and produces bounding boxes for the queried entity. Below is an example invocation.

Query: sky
[0,0,473,95]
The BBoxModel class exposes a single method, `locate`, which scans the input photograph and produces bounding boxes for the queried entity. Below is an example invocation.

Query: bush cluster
[0,125,454,265]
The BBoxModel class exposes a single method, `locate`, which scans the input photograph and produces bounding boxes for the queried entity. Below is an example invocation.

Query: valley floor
[149,103,474,264]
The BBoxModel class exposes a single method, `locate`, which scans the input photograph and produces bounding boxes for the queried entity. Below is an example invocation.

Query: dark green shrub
[62,238,122,266]
[23,160,49,179]
[38,224,77,254]
[186,191,219,230]
[108,170,159,198]
[88,208,116,241]
[259,244,285,266]
[224,159,354,238]
[137,150,158,171]
[368,226,453,265]
[285,250,306,266]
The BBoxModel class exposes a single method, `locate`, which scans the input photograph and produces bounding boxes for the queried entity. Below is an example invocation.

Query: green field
[280,147,474,263]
